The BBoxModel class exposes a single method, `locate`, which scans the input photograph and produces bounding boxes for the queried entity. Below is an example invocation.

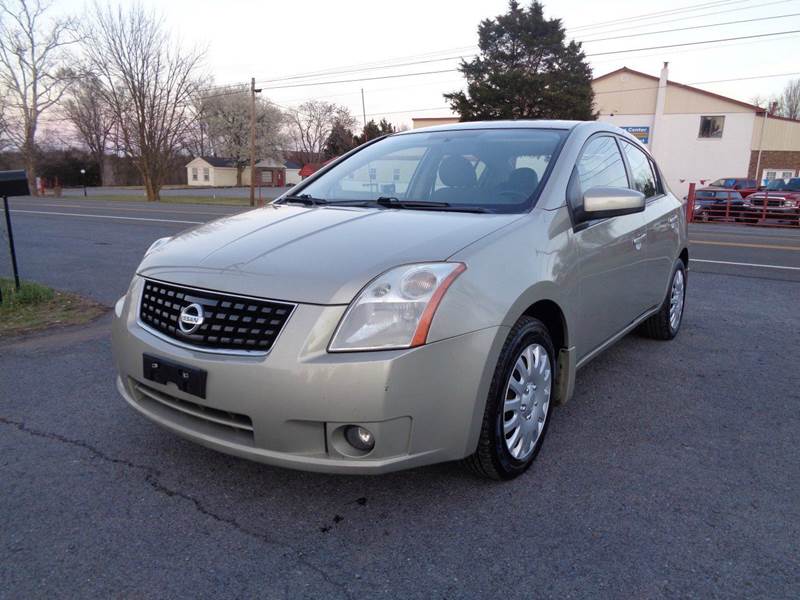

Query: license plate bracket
[143,354,207,399]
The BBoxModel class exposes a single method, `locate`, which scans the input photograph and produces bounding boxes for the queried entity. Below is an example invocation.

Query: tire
[463,316,556,480]
[639,259,687,340]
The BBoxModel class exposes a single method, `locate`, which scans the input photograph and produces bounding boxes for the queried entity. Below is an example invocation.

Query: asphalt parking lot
[1,197,799,599]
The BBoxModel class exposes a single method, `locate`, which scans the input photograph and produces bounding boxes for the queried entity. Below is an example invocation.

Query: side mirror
[577,186,645,222]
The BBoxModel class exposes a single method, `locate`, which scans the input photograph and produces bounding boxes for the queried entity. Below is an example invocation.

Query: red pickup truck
[743,177,800,226]
[706,177,759,197]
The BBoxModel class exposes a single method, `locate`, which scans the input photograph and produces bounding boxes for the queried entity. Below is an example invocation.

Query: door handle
[633,232,647,250]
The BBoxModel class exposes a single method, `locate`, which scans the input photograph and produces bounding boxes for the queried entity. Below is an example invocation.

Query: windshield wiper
[373,196,490,213]
[278,194,328,206]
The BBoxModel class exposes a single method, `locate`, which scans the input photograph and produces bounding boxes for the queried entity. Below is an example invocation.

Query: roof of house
[298,158,335,178]
[284,160,303,169]
[592,67,764,113]
[200,156,240,168]
[254,158,284,169]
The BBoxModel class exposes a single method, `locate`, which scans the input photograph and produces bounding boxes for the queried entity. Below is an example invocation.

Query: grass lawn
[0,278,108,339]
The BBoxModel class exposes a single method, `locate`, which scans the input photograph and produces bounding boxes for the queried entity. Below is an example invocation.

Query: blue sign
[621,126,650,144]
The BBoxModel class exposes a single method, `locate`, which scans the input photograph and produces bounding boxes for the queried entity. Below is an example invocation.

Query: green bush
[0,278,55,309]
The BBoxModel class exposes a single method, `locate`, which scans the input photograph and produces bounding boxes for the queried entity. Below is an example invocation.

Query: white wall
[599,112,754,198]
[285,168,301,186]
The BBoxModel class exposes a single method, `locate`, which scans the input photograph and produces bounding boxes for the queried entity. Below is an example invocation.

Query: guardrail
[686,183,800,228]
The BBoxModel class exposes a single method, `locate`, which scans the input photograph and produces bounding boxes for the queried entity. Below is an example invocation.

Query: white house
[187,157,304,187]
[186,157,250,187]
[283,160,303,186]
[593,64,800,197]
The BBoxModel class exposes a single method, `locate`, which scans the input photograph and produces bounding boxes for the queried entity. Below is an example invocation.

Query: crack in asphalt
[0,416,353,599]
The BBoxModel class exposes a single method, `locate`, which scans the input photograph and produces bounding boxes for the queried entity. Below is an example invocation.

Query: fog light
[344,425,375,452]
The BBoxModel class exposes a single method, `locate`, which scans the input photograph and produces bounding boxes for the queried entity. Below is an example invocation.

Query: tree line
[0,0,399,200]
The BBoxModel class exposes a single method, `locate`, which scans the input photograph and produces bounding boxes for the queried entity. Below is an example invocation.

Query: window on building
[191,167,198,181]
[203,168,210,182]
[576,136,629,193]
[698,116,724,138]
[621,141,659,198]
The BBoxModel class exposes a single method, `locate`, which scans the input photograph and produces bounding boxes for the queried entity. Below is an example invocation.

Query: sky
[52,0,800,128]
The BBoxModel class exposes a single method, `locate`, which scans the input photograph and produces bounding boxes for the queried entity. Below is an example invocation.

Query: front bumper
[111,278,507,474]
[743,205,800,219]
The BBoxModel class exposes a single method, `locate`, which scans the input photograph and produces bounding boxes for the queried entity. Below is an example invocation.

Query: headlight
[144,236,171,256]
[329,262,466,352]
[782,199,798,208]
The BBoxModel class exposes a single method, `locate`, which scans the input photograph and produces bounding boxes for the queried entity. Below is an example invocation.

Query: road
[61,185,285,200]
[1,197,798,599]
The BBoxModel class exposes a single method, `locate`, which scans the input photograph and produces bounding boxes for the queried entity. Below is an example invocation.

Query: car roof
[395,119,583,135]
[394,119,645,144]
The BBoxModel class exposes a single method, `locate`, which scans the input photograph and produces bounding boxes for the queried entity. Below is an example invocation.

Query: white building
[593,64,800,197]
[185,157,250,187]
[186,157,302,187]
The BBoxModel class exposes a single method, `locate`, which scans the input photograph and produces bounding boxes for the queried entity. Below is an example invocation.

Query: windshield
[765,179,786,190]
[710,178,738,188]
[785,178,800,191]
[296,128,568,213]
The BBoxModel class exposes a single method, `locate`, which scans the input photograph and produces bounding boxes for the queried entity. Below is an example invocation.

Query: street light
[80,168,87,197]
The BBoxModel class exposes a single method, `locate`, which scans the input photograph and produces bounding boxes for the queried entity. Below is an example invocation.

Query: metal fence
[686,183,800,228]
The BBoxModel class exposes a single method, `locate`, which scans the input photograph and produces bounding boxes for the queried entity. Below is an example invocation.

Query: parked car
[759,178,787,192]
[743,177,800,225]
[692,188,748,221]
[111,121,688,480]
[706,177,759,197]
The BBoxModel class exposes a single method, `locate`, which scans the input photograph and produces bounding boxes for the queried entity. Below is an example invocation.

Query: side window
[699,115,724,138]
[575,136,628,194]
[621,141,658,198]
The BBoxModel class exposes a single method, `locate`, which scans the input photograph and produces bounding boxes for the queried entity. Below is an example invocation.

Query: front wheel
[463,317,555,480]
[639,260,686,340]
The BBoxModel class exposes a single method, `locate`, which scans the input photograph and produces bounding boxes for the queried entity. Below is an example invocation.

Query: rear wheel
[463,317,555,480]
[639,260,686,340]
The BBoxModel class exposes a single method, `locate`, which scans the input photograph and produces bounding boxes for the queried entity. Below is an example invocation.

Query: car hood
[137,204,522,305]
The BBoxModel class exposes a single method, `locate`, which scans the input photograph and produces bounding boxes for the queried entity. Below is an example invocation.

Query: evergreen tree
[355,119,382,144]
[324,119,357,158]
[378,118,395,135]
[445,1,595,121]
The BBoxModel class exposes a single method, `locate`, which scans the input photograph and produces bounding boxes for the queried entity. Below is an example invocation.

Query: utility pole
[361,88,367,133]
[249,77,262,207]
[754,101,775,185]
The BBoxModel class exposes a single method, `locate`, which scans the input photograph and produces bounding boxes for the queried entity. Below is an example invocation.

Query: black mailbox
[0,170,30,197]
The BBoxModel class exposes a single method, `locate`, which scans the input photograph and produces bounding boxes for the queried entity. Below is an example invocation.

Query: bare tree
[62,73,115,185]
[779,78,800,120]
[0,0,77,193]
[200,91,286,185]
[83,3,203,201]
[287,101,352,164]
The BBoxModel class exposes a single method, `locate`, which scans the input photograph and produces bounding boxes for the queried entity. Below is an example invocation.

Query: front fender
[427,206,579,349]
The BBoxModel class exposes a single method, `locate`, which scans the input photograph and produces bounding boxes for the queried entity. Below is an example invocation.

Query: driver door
[569,135,650,361]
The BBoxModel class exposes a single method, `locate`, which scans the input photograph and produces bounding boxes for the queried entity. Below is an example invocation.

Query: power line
[569,0,752,32]
[581,11,800,43]
[228,29,799,94]
[587,28,800,56]
[235,6,796,89]
[199,1,792,95]
[578,0,796,39]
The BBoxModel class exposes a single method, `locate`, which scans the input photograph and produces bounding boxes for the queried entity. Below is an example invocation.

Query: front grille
[139,279,295,353]
[749,196,783,208]
[131,380,255,446]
